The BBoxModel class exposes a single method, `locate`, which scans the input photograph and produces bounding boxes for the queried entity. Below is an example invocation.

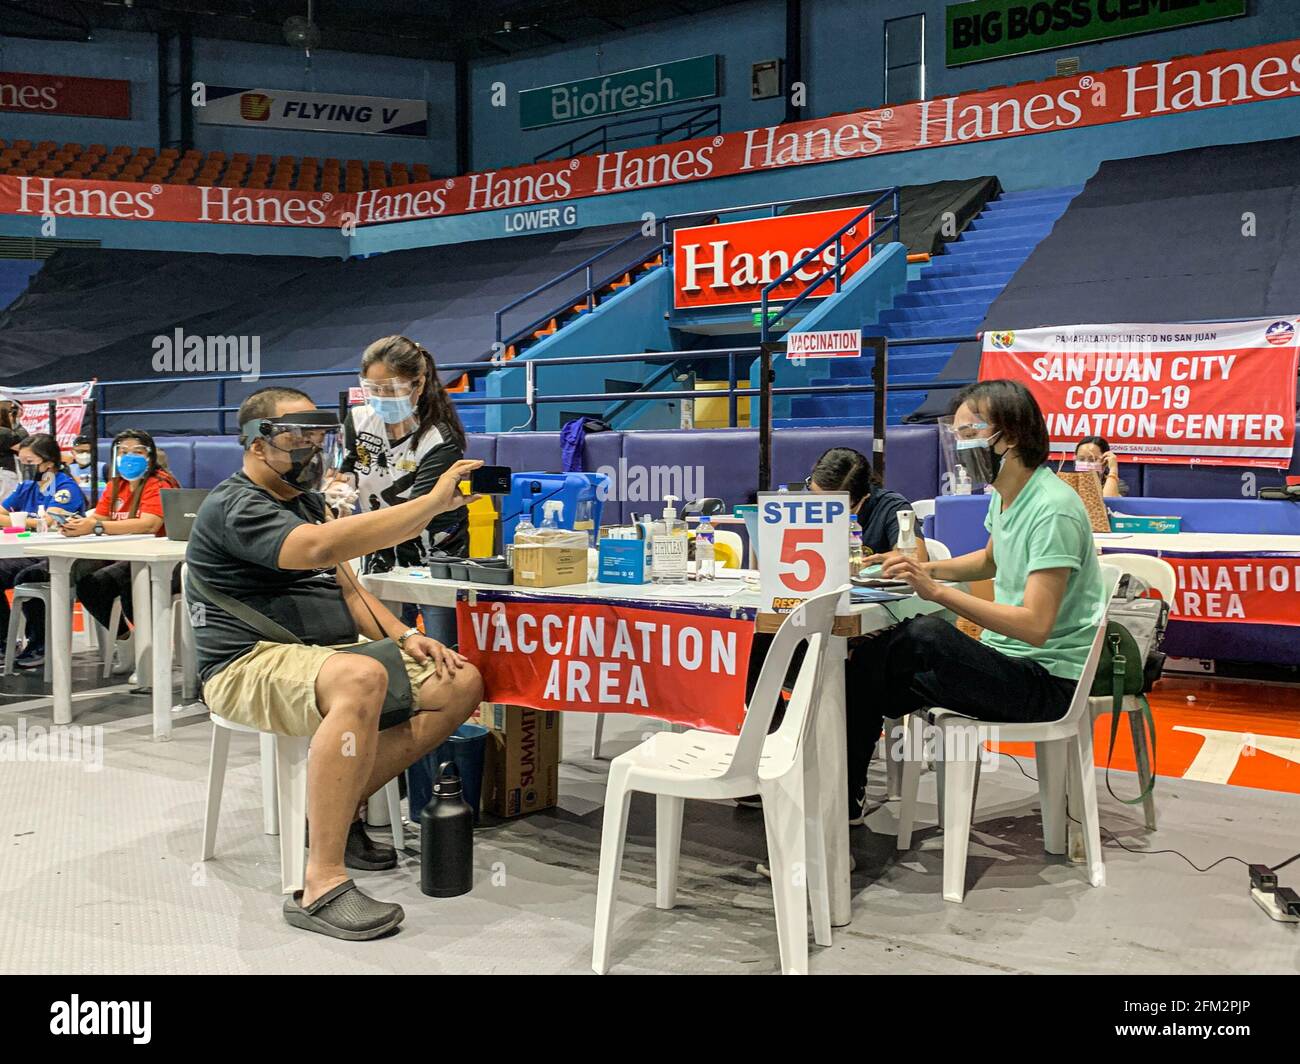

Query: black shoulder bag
[188,565,416,731]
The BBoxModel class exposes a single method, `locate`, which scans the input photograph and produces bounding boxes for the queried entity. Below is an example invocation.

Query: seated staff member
[69,435,97,497]
[806,446,929,559]
[187,387,483,941]
[848,379,1105,813]
[61,429,177,676]
[0,433,87,669]
[1074,435,1125,498]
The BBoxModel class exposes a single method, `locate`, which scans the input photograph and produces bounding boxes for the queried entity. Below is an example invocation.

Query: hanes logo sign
[673,207,873,310]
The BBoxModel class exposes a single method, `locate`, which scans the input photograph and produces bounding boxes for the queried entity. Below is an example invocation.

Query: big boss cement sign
[946,0,1247,66]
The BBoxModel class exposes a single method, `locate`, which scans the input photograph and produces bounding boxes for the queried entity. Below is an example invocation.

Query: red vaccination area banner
[1162,555,1300,627]
[979,320,1300,469]
[6,37,1300,227]
[456,597,754,733]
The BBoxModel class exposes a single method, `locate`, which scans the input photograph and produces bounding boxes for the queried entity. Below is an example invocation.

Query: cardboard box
[598,537,648,584]
[1108,513,1182,534]
[512,544,587,587]
[477,703,561,818]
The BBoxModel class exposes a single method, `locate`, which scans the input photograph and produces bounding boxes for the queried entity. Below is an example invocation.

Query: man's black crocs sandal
[303,820,400,870]
[283,879,405,941]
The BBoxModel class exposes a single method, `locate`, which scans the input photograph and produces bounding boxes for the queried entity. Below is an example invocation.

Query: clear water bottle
[508,511,537,567]
[849,514,864,574]
[420,761,474,898]
[539,499,563,540]
[696,516,716,580]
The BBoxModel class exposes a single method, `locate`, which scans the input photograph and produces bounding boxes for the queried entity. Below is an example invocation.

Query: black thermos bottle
[420,761,473,898]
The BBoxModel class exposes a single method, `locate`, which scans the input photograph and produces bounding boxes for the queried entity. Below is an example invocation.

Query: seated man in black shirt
[187,386,484,940]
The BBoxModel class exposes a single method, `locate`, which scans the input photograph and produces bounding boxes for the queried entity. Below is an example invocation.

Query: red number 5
[780,529,826,592]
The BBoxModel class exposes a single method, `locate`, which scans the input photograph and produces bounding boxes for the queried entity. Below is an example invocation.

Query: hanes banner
[456,597,754,733]
[7,38,1300,228]
[979,319,1300,469]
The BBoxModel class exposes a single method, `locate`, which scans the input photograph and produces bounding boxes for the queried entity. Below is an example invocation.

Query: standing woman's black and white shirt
[341,335,469,576]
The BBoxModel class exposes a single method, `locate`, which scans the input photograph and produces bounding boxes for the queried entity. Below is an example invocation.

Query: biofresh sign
[946,0,1247,66]
[979,319,1300,468]
[0,71,130,119]
[519,55,719,130]
[673,207,873,310]
[196,86,428,137]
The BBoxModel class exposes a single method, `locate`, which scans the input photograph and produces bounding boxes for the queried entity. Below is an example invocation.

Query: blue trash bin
[409,723,489,825]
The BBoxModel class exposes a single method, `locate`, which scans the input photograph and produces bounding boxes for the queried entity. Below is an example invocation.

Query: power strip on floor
[1251,887,1300,923]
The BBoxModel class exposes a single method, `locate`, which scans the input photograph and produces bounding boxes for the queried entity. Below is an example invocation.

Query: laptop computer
[161,489,210,542]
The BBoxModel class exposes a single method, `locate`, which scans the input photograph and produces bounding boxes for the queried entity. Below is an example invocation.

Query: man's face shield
[241,411,342,493]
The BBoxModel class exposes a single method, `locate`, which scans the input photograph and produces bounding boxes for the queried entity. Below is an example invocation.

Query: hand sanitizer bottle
[895,509,918,560]
[651,495,688,584]
[696,515,716,581]
[539,500,563,540]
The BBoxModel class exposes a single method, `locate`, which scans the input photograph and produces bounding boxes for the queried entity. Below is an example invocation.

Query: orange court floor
[998,676,1300,797]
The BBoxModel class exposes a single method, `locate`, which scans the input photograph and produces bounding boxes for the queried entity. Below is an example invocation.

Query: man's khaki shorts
[202,640,443,737]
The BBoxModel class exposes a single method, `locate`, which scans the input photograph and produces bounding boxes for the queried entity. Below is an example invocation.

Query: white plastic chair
[95,582,198,701]
[895,565,1122,902]
[3,582,52,682]
[201,713,404,894]
[1084,553,1173,833]
[591,586,845,976]
[880,537,951,800]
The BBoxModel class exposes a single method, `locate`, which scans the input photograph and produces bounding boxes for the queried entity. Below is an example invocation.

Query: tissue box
[512,544,587,587]
[1108,513,1182,534]
[598,538,648,584]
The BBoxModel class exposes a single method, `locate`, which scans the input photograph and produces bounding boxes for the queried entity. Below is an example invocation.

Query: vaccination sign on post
[757,492,851,613]
[0,380,95,448]
[979,319,1300,468]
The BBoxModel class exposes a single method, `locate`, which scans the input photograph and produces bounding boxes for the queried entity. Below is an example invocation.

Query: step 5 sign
[979,319,1300,469]
[757,492,851,612]
[674,208,873,310]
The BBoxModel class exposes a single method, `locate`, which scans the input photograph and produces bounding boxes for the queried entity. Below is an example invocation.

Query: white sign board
[787,328,862,359]
[196,86,428,137]
[757,491,851,612]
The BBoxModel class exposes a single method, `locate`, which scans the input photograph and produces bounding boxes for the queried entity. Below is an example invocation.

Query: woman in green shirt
[848,379,1104,821]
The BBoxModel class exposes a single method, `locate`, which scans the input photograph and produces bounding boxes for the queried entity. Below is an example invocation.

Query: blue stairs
[778,184,1082,427]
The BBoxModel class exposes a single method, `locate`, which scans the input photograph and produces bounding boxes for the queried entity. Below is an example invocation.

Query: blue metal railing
[89,334,980,440]
[760,186,901,342]
[533,103,722,163]
[488,185,904,391]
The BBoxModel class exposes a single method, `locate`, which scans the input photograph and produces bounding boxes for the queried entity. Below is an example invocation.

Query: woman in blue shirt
[0,433,86,668]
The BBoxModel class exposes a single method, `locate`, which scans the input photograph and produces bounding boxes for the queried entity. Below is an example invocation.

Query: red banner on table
[456,597,754,733]
[672,207,872,310]
[8,38,1300,228]
[1164,556,1300,627]
[0,71,131,119]
[979,319,1300,469]
[0,379,94,448]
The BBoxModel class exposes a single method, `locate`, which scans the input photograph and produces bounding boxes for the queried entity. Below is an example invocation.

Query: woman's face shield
[241,411,342,493]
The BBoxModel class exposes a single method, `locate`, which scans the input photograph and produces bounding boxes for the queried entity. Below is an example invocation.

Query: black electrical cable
[992,749,1297,876]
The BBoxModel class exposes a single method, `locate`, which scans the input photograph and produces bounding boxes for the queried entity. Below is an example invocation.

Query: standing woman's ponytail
[361,335,467,451]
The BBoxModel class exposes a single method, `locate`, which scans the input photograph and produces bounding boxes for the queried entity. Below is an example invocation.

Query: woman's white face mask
[361,374,422,425]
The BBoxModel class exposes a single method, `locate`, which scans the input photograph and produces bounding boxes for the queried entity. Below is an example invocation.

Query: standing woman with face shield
[0,433,87,668]
[340,336,470,825]
[62,429,178,676]
[341,336,469,644]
